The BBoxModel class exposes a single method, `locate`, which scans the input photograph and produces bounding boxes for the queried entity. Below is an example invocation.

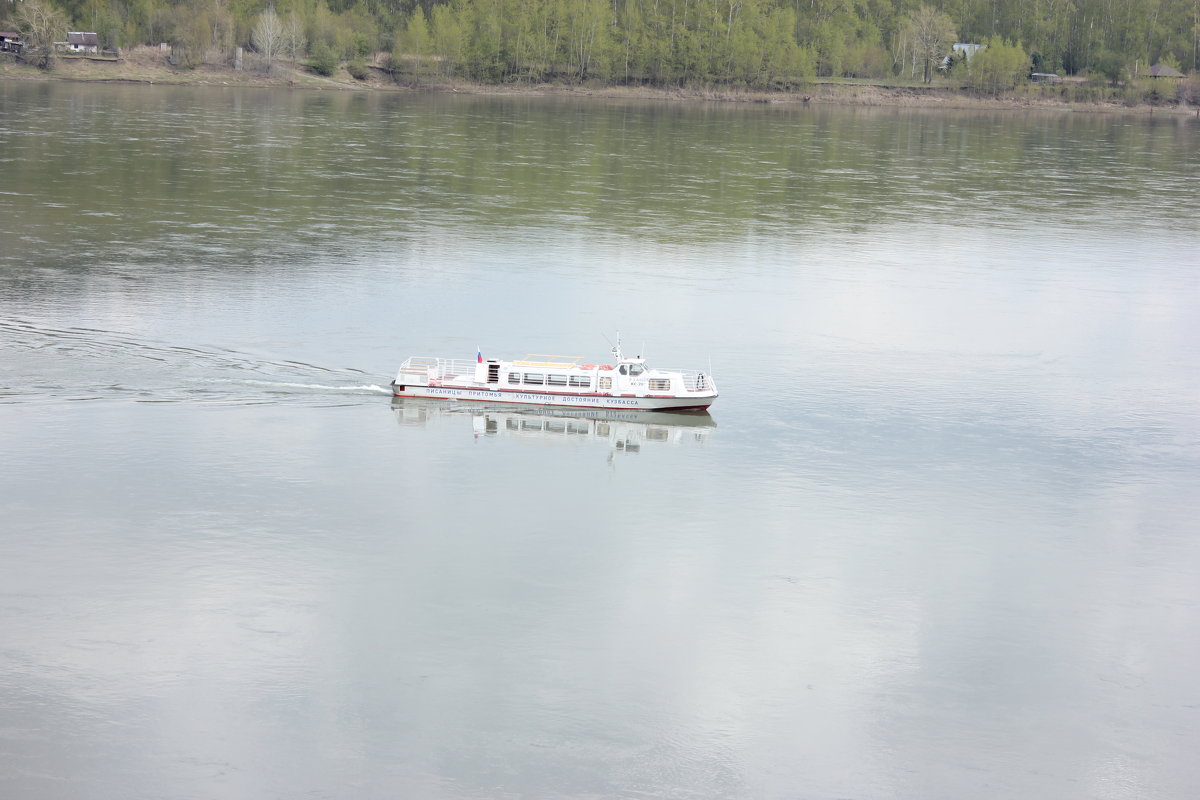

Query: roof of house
[0,32,23,39]
[67,32,100,46]
[1148,63,1183,78]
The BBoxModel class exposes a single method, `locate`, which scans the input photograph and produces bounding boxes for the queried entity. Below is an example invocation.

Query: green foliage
[331,5,377,59]
[346,59,369,79]
[458,0,503,81]
[401,8,431,75]
[842,39,891,79]
[1091,50,1125,86]
[429,3,464,77]
[307,40,338,75]
[966,37,1029,95]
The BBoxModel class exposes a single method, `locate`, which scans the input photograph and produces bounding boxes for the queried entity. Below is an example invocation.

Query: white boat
[391,343,717,411]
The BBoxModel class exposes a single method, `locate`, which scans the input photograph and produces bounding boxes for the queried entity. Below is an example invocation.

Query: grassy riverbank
[3,48,1197,116]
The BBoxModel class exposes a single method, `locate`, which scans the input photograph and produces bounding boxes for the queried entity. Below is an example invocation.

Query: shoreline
[3,53,1197,117]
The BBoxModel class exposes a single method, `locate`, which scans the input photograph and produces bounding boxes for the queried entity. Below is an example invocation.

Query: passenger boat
[391,343,717,411]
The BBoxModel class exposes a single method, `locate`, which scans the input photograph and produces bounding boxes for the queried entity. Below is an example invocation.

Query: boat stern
[392,357,436,394]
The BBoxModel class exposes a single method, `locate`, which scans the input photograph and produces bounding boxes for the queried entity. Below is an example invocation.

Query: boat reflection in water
[391,398,714,454]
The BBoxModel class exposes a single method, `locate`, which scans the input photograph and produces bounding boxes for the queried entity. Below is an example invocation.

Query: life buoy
[580,364,596,370]
[599,365,614,371]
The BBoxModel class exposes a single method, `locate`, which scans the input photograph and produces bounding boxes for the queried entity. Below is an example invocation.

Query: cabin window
[619,365,627,375]
[599,376,612,390]
[546,374,567,386]
[648,378,671,391]
[629,364,645,376]
[507,373,521,385]
[523,373,544,385]
[569,376,591,388]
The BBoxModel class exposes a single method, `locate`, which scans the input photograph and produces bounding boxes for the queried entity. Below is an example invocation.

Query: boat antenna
[609,330,621,361]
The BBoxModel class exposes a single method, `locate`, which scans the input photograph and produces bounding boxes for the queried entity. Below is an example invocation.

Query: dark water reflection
[1,82,1198,799]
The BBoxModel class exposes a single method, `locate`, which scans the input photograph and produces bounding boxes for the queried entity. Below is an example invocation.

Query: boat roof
[510,354,584,368]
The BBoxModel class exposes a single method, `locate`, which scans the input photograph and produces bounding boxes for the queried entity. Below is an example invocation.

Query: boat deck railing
[674,369,716,393]
[398,357,478,382]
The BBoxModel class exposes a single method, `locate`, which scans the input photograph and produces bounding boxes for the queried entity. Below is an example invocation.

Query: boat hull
[390,382,716,411]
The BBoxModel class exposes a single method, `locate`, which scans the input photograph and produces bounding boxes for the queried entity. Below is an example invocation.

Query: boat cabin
[474,354,703,395]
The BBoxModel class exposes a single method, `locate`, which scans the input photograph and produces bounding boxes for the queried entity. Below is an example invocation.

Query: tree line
[6,0,1199,88]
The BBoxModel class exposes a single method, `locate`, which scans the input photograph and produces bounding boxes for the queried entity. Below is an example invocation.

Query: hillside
[3,48,1198,116]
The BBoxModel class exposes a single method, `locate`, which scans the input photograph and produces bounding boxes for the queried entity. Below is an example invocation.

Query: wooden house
[1146,64,1184,79]
[64,32,100,54]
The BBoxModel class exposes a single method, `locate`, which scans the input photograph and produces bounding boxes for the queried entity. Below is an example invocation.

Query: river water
[1,82,1198,799]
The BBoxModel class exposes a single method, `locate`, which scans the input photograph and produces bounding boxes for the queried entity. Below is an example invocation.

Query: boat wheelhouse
[391,345,717,411]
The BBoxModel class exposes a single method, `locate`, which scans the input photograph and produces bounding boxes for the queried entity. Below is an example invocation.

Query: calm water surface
[1,82,1198,799]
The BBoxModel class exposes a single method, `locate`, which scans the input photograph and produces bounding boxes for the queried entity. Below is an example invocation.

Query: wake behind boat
[391,342,717,411]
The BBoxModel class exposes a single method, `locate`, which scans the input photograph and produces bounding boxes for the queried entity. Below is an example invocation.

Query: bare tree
[14,0,70,69]
[906,5,956,83]
[282,11,305,64]
[252,6,284,72]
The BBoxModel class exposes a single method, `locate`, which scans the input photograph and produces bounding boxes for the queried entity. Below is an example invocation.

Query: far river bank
[3,49,1198,117]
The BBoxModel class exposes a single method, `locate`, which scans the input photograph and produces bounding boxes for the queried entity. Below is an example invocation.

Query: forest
[5,0,1199,91]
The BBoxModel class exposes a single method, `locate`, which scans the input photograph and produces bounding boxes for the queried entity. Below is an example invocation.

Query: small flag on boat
[477,347,483,363]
